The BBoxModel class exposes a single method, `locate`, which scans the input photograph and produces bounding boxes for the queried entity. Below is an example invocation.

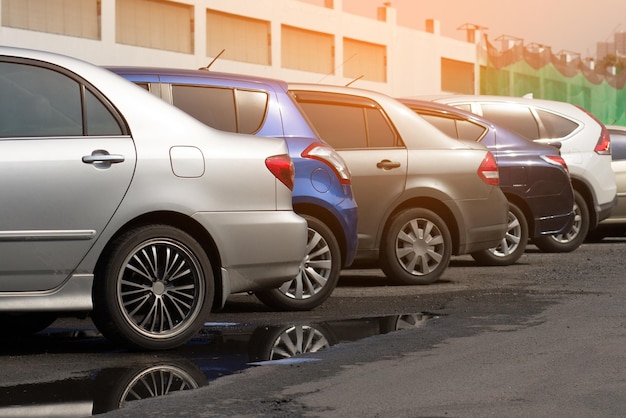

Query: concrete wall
[0,0,479,97]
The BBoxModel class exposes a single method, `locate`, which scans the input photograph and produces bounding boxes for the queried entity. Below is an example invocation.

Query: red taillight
[594,126,612,155]
[302,143,352,184]
[576,105,611,155]
[541,154,569,173]
[478,151,499,186]
[265,154,295,191]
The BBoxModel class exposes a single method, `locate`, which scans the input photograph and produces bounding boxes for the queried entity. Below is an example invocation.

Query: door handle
[82,150,125,167]
[376,159,401,170]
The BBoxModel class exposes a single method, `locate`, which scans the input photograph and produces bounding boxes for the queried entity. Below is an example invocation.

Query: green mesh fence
[480,37,626,126]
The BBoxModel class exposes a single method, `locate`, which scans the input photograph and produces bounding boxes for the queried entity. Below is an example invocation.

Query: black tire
[380,208,452,285]
[471,202,528,266]
[92,225,214,351]
[0,313,57,337]
[534,189,588,253]
[256,215,341,311]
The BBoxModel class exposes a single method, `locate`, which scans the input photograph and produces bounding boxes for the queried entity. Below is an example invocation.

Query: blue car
[400,98,575,265]
[109,67,358,311]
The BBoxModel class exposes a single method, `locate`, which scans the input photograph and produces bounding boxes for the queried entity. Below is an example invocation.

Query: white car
[0,46,307,350]
[425,95,617,252]
[589,125,626,238]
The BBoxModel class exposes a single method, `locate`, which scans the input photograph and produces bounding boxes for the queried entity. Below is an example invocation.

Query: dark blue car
[109,67,358,310]
[400,98,575,265]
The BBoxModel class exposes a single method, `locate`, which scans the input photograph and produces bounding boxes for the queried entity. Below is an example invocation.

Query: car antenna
[345,75,364,87]
[199,49,225,71]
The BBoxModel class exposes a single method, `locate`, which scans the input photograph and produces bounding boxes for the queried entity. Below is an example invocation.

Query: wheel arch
[570,177,597,229]
[94,211,224,308]
[502,193,533,237]
[293,202,347,267]
[381,197,460,254]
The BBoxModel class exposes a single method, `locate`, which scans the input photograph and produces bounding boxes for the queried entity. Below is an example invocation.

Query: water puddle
[0,312,436,416]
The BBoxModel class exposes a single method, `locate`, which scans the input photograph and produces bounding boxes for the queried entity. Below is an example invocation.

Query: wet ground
[1,240,625,416]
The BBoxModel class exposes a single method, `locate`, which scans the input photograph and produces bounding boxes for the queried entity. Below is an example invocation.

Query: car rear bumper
[535,210,575,236]
[194,211,308,295]
[596,194,618,225]
[336,203,359,268]
[452,189,509,255]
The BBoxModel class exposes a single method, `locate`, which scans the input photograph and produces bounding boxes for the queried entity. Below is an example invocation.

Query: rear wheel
[471,202,528,266]
[256,215,341,311]
[380,208,452,285]
[534,189,588,253]
[92,225,214,350]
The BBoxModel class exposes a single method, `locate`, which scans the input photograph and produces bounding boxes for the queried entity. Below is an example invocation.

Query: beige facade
[0,0,480,97]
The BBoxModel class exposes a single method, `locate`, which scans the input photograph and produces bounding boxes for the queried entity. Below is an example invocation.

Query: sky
[341,0,624,58]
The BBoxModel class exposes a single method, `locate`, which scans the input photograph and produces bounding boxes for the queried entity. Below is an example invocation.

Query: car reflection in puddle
[0,313,435,416]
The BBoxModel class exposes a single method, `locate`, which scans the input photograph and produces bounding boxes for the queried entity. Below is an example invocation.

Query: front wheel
[92,225,214,350]
[534,189,588,253]
[256,215,341,311]
[471,202,528,266]
[380,208,452,285]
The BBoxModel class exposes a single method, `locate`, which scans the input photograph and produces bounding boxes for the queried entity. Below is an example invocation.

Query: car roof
[398,98,561,153]
[289,83,487,151]
[106,66,289,91]
[425,94,588,115]
[399,97,495,127]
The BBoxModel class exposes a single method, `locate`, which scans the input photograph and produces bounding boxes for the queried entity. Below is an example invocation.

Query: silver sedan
[0,46,307,350]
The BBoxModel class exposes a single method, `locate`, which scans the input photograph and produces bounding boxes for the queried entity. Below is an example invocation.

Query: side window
[0,61,82,137]
[610,131,626,161]
[296,93,401,150]
[171,84,237,132]
[415,113,486,142]
[536,109,579,139]
[298,102,367,149]
[234,89,268,134]
[481,104,540,140]
[418,114,459,138]
[0,61,122,138]
[84,89,124,135]
[365,107,397,147]
[456,120,487,141]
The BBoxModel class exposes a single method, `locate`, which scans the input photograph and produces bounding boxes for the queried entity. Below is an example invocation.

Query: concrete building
[0,0,481,97]
[597,41,615,61]
[615,31,626,56]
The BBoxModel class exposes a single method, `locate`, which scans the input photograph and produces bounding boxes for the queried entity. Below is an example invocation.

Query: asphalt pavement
[99,240,626,417]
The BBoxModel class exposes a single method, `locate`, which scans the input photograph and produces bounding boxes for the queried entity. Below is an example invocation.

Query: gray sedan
[290,84,509,285]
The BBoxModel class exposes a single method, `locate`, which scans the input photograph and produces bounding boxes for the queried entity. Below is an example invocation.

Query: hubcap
[118,239,204,338]
[551,201,582,244]
[268,325,330,360]
[489,210,522,257]
[278,227,332,300]
[395,218,444,276]
[120,365,200,406]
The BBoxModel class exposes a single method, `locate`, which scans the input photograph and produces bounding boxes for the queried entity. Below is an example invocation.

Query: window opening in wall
[206,10,271,66]
[282,25,334,74]
[116,0,194,54]
[343,38,387,83]
[441,58,474,94]
[2,0,101,40]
